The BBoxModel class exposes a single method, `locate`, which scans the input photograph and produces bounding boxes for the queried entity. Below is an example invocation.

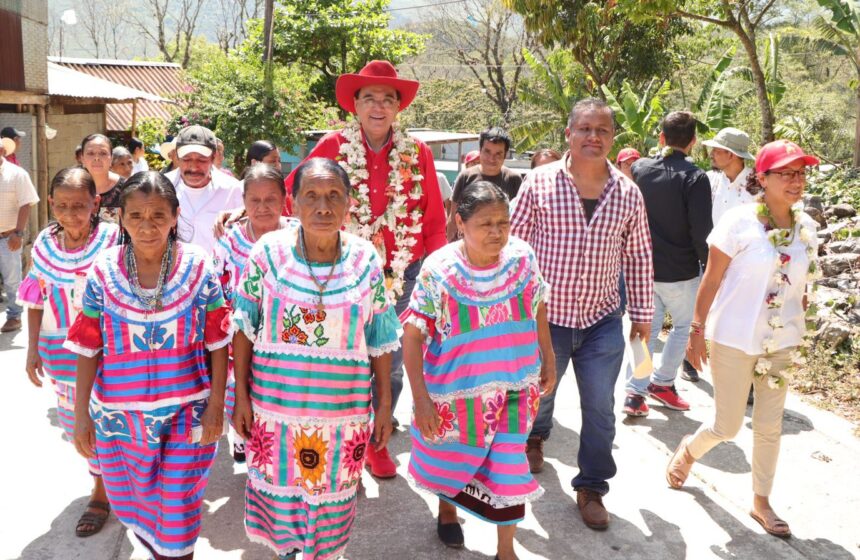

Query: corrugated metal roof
[48,56,186,98]
[48,57,187,132]
[48,62,167,102]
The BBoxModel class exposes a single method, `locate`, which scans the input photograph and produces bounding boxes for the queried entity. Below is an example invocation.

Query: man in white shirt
[165,126,243,254]
[704,127,756,227]
[129,137,150,175]
[0,138,39,332]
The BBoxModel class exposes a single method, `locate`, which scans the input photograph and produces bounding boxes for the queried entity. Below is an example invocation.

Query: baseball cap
[1,126,25,139]
[463,150,479,165]
[616,147,641,164]
[755,140,819,174]
[175,125,216,159]
[702,127,754,160]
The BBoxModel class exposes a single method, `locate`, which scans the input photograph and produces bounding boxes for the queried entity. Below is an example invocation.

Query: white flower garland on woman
[337,120,425,302]
[754,202,819,388]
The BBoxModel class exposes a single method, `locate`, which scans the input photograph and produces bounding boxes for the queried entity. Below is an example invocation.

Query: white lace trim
[402,314,432,344]
[91,389,211,412]
[368,339,401,357]
[253,340,370,362]
[254,408,370,428]
[427,373,540,401]
[123,522,196,557]
[205,333,231,352]
[231,309,258,341]
[407,473,544,509]
[249,478,359,505]
[62,339,101,358]
[245,531,347,560]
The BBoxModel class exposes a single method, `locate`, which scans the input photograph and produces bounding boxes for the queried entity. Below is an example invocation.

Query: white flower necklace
[754,201,819,388]
[337,120,424,303]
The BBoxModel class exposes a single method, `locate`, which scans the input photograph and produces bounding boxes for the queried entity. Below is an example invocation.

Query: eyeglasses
[357,96,399,110]
[766,169,806,181]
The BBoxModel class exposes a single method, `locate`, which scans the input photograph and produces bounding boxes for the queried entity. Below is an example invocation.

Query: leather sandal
[666,435,695,489]
[750,510,792,538]
[75,500,110,537]
[436,517,464,548]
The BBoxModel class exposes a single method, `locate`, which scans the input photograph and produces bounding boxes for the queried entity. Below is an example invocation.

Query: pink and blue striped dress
[231,225,401,560]
[16,222,119,475]
[64,242,231,558]
[404,237,547,524]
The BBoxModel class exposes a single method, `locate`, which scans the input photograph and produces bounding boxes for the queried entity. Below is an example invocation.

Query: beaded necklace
[125,240,174,311]
[297,227,341,313]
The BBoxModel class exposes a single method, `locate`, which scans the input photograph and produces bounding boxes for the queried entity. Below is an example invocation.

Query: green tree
[601,78,670,155]
[510,49,589,151]
[501,0,689,94]
[256,0,426,110]
[811,0,860,166]
[399,79,503,132]
[180,50,325,172]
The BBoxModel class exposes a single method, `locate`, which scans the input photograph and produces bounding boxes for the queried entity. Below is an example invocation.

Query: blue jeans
[371,258,421,419]
[0,237,23,320]
[530,310,625,495]
[626,276,699,395]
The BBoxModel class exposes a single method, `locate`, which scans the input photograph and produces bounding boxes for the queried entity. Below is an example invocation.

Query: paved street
[1,309,858,560]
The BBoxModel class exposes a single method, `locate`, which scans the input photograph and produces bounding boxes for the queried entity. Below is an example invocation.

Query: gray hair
[567,97,616,130]
[111,146,132,164]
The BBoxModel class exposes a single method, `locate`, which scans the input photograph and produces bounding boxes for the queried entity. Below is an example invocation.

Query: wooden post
[35,104,49,230]
[457,141,463,173]
[131,99,138,138]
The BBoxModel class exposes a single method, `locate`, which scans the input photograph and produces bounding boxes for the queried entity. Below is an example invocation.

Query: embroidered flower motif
[293,429,328,486]
[249,418,275,470]
[282,324,309,345]
[527,383,541,417]
[484,392,505,432]
[341,428,370,478]
[435,401,456,438]
[300,307,316,324]
[484,303,509,326]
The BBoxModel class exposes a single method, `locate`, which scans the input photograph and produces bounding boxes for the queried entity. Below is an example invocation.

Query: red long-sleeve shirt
[284,129,447,266]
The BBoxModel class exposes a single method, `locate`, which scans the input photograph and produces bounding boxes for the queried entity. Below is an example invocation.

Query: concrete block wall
[45,109,104,181]
[19,1,48,93]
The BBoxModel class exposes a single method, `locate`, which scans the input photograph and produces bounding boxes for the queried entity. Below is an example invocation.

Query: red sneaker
[648,384,690,411]
[623,394,649,417]
[365,445,397,478]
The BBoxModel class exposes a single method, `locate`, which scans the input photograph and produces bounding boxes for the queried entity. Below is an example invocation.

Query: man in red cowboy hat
[284,60,447,478]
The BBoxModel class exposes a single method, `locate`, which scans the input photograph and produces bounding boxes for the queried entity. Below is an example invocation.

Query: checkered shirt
[511,156,654,328]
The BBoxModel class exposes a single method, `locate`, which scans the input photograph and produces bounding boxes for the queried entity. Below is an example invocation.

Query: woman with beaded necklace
[668,141,820,539]
[230,157,401,560]
[402,181,556,560]
[18,167,119,538]
[79,134,125,223]
[65,171,231,560]
[213,163,295,463]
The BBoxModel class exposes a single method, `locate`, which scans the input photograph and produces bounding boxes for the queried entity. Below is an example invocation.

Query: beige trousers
[687,342,792,496]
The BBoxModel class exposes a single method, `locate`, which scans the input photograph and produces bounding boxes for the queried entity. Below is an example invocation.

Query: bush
[806,166,860,210]
[791,338,860,425]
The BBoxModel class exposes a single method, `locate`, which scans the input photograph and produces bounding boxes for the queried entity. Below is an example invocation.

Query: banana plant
[511,48,589,151]
[600,78,670,155]
[694,46,746,136]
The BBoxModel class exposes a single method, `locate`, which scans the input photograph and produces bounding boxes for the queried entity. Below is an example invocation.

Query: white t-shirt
[0,159,39,231]
[436,172,453,202]
[131,157,150,175]
[708,167,756,226]
[166,167,243,254]
[706,204,818,356]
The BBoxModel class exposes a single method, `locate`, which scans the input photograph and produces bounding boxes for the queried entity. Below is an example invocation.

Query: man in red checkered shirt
[511,98,654,531]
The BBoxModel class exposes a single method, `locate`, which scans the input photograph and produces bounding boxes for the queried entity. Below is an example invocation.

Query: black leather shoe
[681,359,700,382]
[437,518,464,548]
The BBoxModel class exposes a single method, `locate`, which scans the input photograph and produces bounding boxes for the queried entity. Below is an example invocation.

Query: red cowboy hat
[335,60,419,114]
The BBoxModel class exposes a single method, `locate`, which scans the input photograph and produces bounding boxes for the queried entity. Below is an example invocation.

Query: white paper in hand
[630,335,653,379]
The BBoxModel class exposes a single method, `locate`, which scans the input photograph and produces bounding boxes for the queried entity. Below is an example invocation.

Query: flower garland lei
[337,120,424,303]
[754,202,820,388]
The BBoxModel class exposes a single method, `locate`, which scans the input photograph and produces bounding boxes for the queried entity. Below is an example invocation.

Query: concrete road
[1,310,858,560]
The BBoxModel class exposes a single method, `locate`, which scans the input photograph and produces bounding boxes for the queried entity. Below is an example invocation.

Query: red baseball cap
[755,140,819,173]
[616,147,641,164]
[463,150,479,165]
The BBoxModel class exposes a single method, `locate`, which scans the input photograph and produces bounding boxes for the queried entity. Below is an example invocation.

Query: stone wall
[18,1,48,93]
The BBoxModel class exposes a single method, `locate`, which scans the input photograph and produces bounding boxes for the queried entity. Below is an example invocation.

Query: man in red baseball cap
[615,147,641,180]
[284,60,446,479]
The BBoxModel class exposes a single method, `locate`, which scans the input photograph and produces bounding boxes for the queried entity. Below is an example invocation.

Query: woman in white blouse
[666,140,820,539]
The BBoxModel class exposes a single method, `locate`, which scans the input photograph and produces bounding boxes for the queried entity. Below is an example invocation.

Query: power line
[387,0,467,11]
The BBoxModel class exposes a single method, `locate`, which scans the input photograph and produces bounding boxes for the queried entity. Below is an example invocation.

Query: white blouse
[706,204,818,356]
[708,167,757,227]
